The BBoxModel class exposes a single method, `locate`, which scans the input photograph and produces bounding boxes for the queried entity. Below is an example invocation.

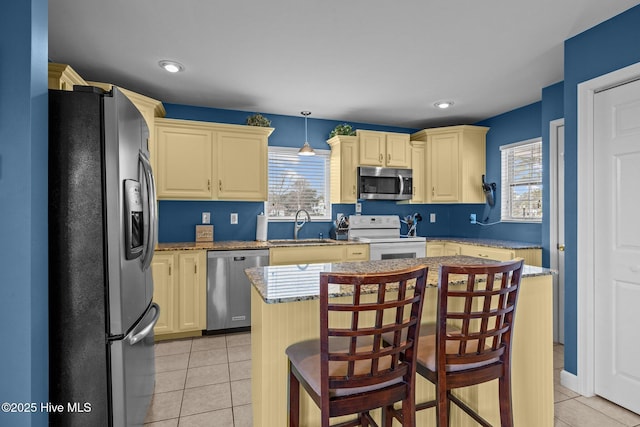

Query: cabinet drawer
[459,245,514,261]
[269,246,344,266]
[345,245,369,261]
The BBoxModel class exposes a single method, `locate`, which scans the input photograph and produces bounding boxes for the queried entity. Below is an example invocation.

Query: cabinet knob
[558,244,565,252]
[432,187,435,196]
[207,179,211,191]
[353,185,356,195]
[387,153,391,163]
[219,180,222,191]
[379,153,383,163]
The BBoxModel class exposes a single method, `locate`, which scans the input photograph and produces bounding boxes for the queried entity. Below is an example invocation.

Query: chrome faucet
[294,209,311,240]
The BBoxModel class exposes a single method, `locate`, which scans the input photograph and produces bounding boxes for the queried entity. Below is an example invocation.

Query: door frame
[549,118,564,344]
[576,61,640,396]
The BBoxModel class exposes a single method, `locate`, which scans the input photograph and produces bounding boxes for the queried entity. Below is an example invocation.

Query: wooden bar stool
[286,265,429,427]
[386,259,524,427]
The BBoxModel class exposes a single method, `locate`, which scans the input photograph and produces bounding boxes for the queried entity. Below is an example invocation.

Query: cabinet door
[151,253,176,335]
[444,243,461,256]
[410,141,426,202]
[426,243,444,257]
[341,140,359,203]
[359,131,385,166]
[429,132,460,202]
[177,252,206,331]
[156,125,213,199]
[217,131,267,200]
[385,133,410,168]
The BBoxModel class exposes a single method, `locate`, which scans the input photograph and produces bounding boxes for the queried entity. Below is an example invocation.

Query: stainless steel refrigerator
[49,86,159,426]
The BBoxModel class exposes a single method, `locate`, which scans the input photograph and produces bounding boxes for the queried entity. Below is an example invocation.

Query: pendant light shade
[298,111,316,156]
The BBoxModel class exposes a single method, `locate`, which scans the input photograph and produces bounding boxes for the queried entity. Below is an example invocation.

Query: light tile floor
[553,344,640,427]
[144,332,252,427]
[145,335,640,426]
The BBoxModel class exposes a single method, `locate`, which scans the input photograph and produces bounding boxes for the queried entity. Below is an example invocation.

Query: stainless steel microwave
[357,166,413,201]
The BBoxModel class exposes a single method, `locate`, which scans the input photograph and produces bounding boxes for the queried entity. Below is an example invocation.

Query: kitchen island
[246,256,554,427]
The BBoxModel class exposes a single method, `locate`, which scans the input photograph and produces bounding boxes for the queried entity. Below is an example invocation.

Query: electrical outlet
[355,202,362,214]
[230,213,238,224]
[202,212,211,224]
[430,213,436,223]
[470,213,477,224]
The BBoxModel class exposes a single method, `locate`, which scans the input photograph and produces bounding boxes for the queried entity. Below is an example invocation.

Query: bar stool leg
[288,363,300,427]
[498,371,514,427]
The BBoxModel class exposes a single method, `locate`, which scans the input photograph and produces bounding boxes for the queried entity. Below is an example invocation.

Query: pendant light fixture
[298,111,316,156]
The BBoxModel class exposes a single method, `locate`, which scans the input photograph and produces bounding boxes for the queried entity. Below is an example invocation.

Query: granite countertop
[245,255,553,304]
[155,239,363,252]
[426,237,542,250]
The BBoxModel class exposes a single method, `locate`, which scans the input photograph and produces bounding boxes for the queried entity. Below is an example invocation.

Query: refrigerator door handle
[139,151,157,271]
[126,303,160,345]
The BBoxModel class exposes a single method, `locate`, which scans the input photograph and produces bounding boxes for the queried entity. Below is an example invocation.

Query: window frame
[499,137,543,223]
[266,146,331,222]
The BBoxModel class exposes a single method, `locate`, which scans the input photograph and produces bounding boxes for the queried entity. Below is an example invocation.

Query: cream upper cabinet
[155,118,273,201]
[409,140,426,203]
[156,120,215,199]
[217,130,268,200]
[327,135,359,204]
[412,125,489,203]
[48,63,87,91]
[357,130,410,168]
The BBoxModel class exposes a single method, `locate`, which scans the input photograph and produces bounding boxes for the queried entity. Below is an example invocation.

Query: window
[500,138,542,222]
[267,147,330,220]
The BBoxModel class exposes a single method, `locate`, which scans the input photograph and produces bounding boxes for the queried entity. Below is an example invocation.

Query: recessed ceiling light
[434,101,454,109]
[158,60,184,73]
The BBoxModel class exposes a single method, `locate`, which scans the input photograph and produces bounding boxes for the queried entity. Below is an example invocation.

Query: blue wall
[562,4,640,376]
[0,0,49,426]
[449,102,545,244]
[540,82,565,267]
[159,104,430,242]
[159,103,552,244]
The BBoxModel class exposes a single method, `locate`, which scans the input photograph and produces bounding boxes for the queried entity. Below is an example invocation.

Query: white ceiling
[49,0,640,129]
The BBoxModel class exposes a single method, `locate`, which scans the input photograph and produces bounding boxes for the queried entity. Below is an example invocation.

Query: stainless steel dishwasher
[207,249,269,331]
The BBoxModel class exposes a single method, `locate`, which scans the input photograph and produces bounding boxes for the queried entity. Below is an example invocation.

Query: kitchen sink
[268,239,338,246]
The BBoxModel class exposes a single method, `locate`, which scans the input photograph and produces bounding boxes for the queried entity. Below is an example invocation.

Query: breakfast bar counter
[246,256,554,426]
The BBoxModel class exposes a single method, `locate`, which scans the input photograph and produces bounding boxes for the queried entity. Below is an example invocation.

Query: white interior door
[594,78,640,414]
[550,120,565,344]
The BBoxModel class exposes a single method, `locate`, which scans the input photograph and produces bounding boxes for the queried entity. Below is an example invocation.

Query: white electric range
[348,215,426,260]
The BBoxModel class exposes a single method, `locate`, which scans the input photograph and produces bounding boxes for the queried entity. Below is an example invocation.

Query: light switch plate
[202,212,211,224]
[230,213,238,224]
[430,213,436,223]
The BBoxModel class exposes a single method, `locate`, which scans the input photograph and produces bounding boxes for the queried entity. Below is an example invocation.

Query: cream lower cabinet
[412,125,489,203]
[155,118,273,200]
[328,135,359,203]
[152,250,207,339]
[269,244,369,266]
[426,242,461,257]
[427,241,542,266]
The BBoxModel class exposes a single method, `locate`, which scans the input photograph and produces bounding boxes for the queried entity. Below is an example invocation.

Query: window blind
[268,147,330,220]
[500,138,542,222]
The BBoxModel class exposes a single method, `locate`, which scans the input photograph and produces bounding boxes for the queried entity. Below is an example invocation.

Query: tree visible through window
[500,138,542,222]
[267,147,330,220]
